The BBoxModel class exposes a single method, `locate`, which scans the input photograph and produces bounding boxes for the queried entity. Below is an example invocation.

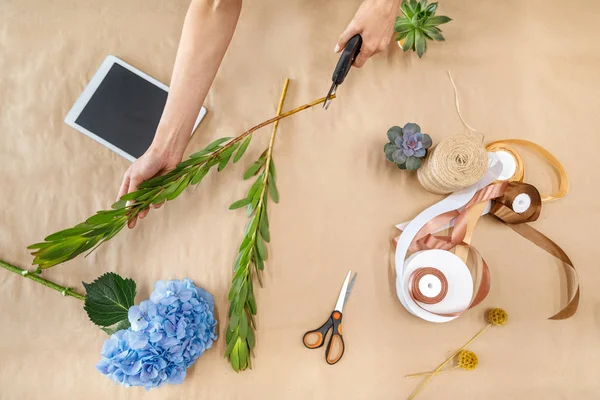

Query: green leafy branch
[28,92,333,270]
[224,79,288,372]
[0,259,136,335]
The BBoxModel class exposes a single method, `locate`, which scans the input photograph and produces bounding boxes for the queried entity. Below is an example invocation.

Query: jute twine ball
[417,134,488,194]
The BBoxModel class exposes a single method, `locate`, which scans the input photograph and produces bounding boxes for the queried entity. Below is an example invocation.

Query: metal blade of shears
[323,83,337,110]
[334,270,357,312]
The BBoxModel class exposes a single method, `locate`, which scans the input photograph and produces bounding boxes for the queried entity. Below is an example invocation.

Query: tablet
[65,55,207,162]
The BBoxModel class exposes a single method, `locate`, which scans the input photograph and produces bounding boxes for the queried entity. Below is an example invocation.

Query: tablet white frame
[64,55,207,162]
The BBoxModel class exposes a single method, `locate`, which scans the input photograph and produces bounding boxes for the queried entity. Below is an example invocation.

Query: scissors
[302,270,358,365]
[323,34,362,110]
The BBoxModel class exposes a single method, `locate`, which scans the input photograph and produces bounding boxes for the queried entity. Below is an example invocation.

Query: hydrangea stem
[0,259,85,301]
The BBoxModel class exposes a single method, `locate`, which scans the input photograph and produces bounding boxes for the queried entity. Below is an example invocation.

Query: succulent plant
[384,123,432,170]
[395,0,452,58]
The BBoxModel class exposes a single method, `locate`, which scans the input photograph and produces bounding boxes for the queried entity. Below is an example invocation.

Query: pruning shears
[323,34,362,110]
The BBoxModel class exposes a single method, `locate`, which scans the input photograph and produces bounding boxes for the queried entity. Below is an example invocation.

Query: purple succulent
[384,123,432,170]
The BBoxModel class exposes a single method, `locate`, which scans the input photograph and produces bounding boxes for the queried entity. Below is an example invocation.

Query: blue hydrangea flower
[97,279,217,390]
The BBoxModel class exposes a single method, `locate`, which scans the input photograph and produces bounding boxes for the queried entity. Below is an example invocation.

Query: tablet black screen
[75,63,167,159]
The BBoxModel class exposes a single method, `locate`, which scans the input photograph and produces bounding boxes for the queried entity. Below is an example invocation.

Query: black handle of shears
[332,34,362,85]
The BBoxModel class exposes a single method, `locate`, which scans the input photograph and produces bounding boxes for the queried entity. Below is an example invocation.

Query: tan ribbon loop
[485,139,569,203]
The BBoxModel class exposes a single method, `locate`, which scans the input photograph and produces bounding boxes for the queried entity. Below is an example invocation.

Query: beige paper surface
[1,0,600,398]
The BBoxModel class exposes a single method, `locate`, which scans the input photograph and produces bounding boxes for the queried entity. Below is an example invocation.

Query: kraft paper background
[1,0,599,399]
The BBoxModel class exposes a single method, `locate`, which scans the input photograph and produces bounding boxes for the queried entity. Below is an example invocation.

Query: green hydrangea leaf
[83,272,136,329]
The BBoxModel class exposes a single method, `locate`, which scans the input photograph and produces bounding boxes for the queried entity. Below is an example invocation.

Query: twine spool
[417,134,488,194]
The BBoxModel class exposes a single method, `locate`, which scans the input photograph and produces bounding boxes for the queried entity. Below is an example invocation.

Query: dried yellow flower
[487,308,508,326]
[457,350,478,371]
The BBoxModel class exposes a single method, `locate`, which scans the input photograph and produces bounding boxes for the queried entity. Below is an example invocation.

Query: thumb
[335,24,357,53]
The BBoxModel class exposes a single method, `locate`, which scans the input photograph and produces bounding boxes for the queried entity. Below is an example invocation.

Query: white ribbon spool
[394,155,503,322]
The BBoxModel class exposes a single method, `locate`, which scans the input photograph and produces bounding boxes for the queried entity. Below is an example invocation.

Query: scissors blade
[323,83,337,110]
[334,270,353,312]
[342,273,357,309]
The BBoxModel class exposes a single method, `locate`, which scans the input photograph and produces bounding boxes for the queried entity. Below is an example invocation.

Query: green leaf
[384,143,398,162]
[238,339,248,370]
[177,157,204,168]
[268,178,279,203]
[243,157,266,180]
[256,256,265,271]
[111,200,128,210]
[120,189,155,201]
[423,26,445,41]
[229,313,240,332]
[259,215,270,243]
[230,198,252,210]
[256,233,267,260]
[239,311,248,340]
[224,332,237,358]
[100,319,131,335]
[83,272,136,328]
[395,19,414,34]
[152,179,182,204]
[190,165,210,185]
[247,174,264,200]
[387,126,403,142]
[402,30,415,52]
[426,2,438,15]
[167,175,191,201]
[86,211,119,226]
[401,2,413,18]
[230,340,240,372]
[190,149,212,158]
[415,29,426,58]
[247,289,257,314]
[247,326,255,349]
[234,136,252,163]
[421,134,433,149]
[269,159,277,180]
[424,15,452,26]
[205,137,232,151]
[218,152,233,171]
[43,226,90,241]
[406,156,423,170]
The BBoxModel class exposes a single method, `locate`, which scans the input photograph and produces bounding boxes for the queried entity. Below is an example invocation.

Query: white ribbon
[394,154,503,322]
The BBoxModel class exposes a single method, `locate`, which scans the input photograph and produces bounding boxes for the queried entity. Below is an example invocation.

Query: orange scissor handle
[303,311,345,365]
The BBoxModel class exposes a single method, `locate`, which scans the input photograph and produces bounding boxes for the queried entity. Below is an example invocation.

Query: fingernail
[334,44,340,53]
[126,200,133,208]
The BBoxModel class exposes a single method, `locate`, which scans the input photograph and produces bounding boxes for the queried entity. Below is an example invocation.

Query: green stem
[0,260,86,301]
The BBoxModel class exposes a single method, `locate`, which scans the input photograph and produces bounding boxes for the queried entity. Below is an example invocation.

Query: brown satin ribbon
[489,182,580,320]
[395,180,579,320]
[408,267,448,304]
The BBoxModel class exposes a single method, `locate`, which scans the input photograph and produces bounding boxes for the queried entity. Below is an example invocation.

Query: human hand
[117,145,183,229]
[335,0,400,67]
